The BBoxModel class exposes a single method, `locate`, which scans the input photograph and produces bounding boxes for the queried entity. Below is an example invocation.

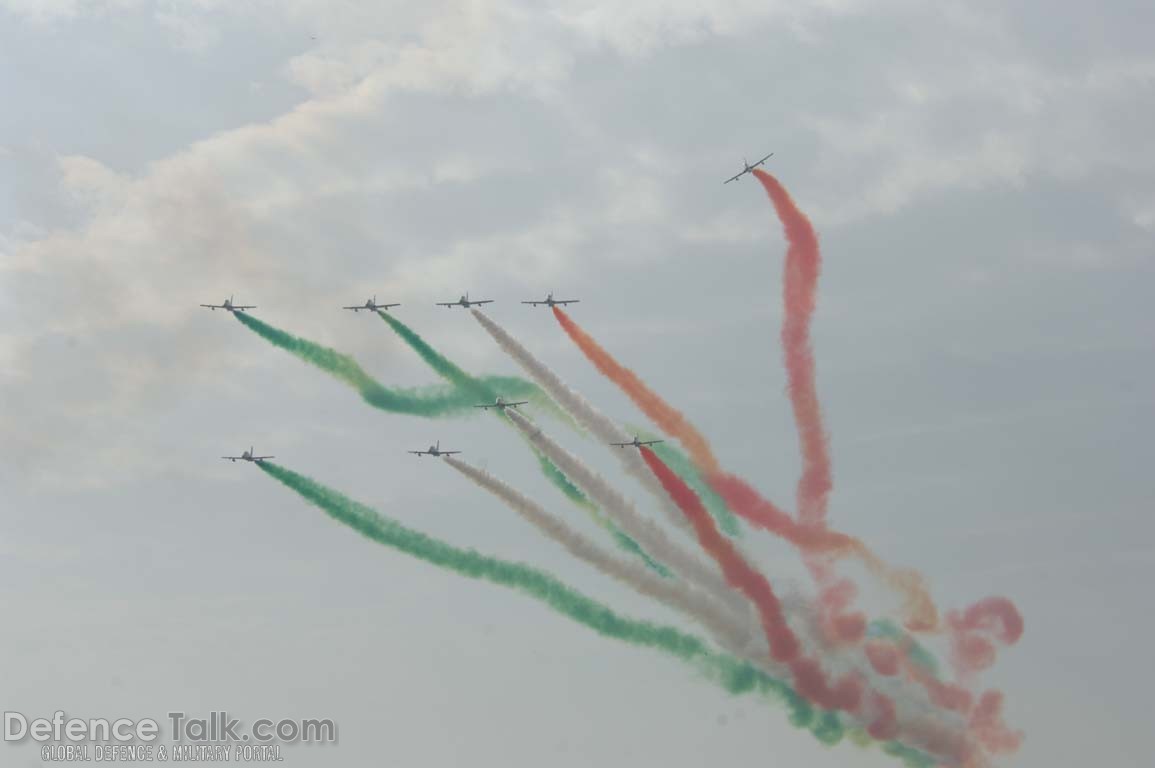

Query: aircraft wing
[253,456,274,460]
[408,450,427,455]
[473,404,492,409]
[201,304,224,309]
[555,299,579,305]
[232,305,256,310]
[221,456,241,460]
[508,401,528,407]
[723,172,744,184]
[435,302,456,307]
[474,300,494,305]
[381,303,400,309]
[343,306,362,310]
[521,301,542,305]
[640,439,664,446]
[609,441,631,447]
[441,450,462,455]
[756,152,774,165]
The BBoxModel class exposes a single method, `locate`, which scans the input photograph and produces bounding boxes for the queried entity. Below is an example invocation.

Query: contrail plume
[444,456,749,652]
[471,308,714,538]
[234,311,533,417]
[253,461,938,757]
[374,310,662,573]
[503,406,753,622]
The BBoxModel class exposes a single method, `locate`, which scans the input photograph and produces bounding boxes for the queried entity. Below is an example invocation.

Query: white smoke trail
[502,407,754,623]
[444,455,758,655]
[472,308,699,539]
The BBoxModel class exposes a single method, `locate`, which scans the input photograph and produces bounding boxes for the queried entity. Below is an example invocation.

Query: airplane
[474,397,528,411]
[522,292,582,307]
[723,152,774,184]
[610,435,665,449]
[200,295,256,312]
[221,446,274,463]
[344,295,400,312]
[521,292,580,308]
[408,440,462,457]
[436,292,494,309]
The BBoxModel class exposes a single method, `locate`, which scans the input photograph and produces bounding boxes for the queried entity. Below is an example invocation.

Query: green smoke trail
[631,425,742,537]
[259,464,809,724]
[235,312,535,416]
[377,311,669,577]
[376,310,575,427]
[882,740,937,768]
[529,445,670,578]
[258,462,936,765]
[378,310,508,400]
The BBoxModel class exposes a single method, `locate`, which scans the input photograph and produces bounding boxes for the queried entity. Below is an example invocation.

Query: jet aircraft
[344,295,400,312]
[521,292,579,307]
[222,447,274,463]
[200,296,255,312]
[474,397,528,411]
[723,152,774,184]
[610,435,665,449]
[436,293,494,309]
[408,441,462,457]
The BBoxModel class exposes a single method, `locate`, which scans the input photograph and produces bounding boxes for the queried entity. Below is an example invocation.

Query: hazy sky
[2,1,1153,766]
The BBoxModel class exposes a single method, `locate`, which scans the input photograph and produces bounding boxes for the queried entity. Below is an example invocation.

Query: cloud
[3,0,1152,488]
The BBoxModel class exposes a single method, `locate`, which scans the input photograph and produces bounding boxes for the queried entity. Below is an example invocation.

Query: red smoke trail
[552,305,941,632]
[644,436,986,763]
[751,168,869,642]
[947,596,1025,678]
[640,446,863,714]
[752,168,831,528]
[968,690,1023,755]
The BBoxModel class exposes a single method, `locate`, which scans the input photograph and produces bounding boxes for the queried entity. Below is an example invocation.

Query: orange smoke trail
[552,306,722,474]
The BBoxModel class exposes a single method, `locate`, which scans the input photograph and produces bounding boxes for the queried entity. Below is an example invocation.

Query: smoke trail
[503,407,752,622]
[444,456,745,649]
[471,308,706,539]
[946,597,1024,678]
[749,169,864,642]
[550,306,939,632]
[638,430,742,538]
[253,461,912,755]
[374,311,663,574]
[867,620,940,677]
[552,307,722,473]
[234,312,533,416]
[752,169,831,528]
[639,446,864,716]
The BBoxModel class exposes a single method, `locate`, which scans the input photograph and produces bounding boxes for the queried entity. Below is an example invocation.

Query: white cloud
[3,0,1153,491]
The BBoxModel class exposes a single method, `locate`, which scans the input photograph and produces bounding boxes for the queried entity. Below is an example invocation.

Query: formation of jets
[203,291,598,313]
[211,152,771,466]
[221,447,274,463]
[201,296,255,313]
[474,397,528,411]
[344,295,400,312]
[408,441,462,457]
[522,292,579,308]
[723,152,774,184]
[437,293,494,309]
[610,435,665,449]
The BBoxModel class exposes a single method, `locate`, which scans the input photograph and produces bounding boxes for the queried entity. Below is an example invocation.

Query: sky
[1,1,1153,766]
